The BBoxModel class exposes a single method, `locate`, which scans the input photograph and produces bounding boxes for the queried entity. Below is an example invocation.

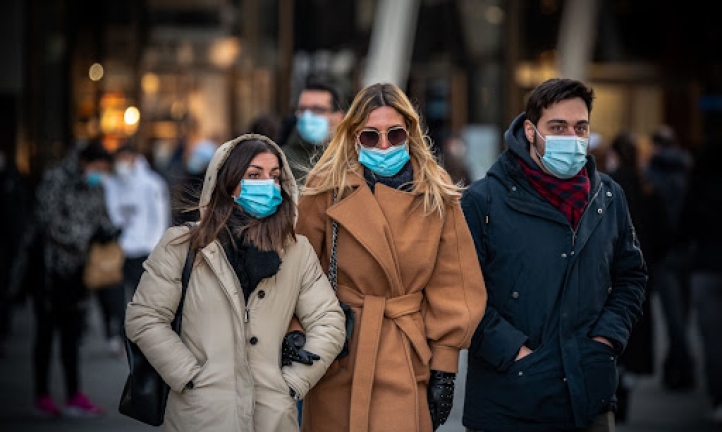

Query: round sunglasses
[357,127,408,148]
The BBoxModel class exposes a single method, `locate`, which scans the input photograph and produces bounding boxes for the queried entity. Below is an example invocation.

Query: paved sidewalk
[0,298,156,432]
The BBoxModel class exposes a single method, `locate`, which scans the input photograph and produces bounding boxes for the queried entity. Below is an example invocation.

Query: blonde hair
[302,82,460,216]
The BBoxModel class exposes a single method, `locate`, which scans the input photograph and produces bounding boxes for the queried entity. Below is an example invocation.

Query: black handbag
[118,246,196,426]
[330,190,354,359]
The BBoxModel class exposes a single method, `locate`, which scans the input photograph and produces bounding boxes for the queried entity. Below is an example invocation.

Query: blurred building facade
[2,0,720,183]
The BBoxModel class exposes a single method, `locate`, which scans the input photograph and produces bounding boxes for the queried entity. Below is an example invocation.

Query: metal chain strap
[328,190,338,292]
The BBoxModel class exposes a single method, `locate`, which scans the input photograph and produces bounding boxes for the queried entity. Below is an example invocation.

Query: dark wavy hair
[184,139,296,253]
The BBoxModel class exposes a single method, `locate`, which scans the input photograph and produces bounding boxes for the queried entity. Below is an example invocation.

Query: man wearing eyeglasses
[281,80,345,186]
[460,78,647,432]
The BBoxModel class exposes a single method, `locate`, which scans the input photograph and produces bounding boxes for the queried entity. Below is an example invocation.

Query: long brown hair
[183,139,296,253]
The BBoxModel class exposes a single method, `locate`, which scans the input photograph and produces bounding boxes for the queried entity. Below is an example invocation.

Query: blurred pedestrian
[247,113,282,142]
[151,137,186,188]
[104,142,171,352]
[172,136,218,225]
[125,134,345,431]
[438,131,472,186]
[676,138,722,424]
[644,124,696,391]
[276,80,345,423]
[292,82,487,432]
[606,131,669,422]
[32,140,119,417]
[280,79,345,186]
[461,78,648,432]
[0,148,31,357]
[278,82,347,428]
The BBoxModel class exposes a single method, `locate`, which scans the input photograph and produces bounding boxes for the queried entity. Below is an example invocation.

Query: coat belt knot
[338,285,431,432]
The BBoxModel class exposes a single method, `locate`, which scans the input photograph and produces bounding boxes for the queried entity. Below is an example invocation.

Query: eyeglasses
[295,105,334,116]
[357,127,408,148]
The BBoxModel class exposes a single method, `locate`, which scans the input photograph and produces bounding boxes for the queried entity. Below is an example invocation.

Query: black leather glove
[428,370,455,430]
[281,330,320,366]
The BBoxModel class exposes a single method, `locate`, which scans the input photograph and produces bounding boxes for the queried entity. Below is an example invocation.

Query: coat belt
[337,285,431,432]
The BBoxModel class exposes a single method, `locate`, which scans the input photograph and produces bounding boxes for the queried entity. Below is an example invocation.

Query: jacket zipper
[570,182,603,248]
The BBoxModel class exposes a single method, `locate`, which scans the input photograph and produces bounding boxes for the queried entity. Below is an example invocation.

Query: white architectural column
[362,0,420,89]
[556,0,599,81]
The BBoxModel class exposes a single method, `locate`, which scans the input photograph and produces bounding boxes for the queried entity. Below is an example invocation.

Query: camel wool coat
[296,166,487,432]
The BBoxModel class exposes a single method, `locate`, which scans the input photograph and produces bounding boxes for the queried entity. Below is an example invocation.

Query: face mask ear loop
[533,125,546,142]
[531,125,545,159]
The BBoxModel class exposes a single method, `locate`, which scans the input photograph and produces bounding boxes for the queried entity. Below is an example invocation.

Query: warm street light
[89,62,104,81]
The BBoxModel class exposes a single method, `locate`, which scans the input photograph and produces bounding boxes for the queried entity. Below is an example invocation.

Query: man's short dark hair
[525,78,595,125]
[114,141,138,157]
[651,125,677,148]
[79,139,113,163]
[301,80,343,112]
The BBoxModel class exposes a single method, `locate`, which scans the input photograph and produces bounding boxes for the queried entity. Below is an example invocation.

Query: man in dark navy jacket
[461,78,647,432]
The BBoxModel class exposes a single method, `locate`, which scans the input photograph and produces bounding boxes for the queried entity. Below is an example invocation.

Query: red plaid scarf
[517,157,590,229]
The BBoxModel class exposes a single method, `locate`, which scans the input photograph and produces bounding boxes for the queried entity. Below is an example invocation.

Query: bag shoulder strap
[328,190,338,292]
[171,226,197,333]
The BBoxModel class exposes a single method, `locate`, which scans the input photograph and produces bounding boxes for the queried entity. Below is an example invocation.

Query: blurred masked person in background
[675,138,722,424]
[606,131,668,422]
[290,82,486,432]
[280,80,345,186]
[172,138,218,225]
[33,140,119,418]
[125,134,345,431]
[104,143,170,333]
[643,124,696,392]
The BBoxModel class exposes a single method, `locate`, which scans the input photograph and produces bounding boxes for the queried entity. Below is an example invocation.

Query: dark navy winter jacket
[461,114,647,432]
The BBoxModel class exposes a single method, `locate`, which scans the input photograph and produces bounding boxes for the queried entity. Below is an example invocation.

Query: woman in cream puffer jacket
[125,134,346,432]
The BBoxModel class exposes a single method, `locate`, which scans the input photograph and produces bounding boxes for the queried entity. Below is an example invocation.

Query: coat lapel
[326,170,410,297]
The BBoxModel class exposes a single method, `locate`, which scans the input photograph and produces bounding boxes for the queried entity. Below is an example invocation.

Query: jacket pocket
[470,362,570,424]
[581,338,618,417]
[186,360,210,390]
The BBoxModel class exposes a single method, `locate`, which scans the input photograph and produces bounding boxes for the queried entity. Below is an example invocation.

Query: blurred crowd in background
[1,0,721,426]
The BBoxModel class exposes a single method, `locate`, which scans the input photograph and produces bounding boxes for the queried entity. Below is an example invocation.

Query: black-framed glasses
[295,105,334,116]
[357,127,408,148]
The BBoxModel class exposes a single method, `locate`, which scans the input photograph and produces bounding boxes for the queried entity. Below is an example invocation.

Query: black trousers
[123,256,147,301]
[93,283,125,340]
[33,271,86,399]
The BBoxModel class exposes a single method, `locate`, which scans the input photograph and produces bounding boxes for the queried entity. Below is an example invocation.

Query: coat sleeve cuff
[429,346,461,372]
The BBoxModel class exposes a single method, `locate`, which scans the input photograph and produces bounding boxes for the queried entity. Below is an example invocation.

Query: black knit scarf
[222,208,281,302]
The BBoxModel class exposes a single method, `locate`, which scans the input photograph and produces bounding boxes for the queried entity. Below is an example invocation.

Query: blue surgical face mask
[233,179,283,219]
[296,111,329,145]
[358,143,410,177]
[85,171,104,187]
[534,128,588,179]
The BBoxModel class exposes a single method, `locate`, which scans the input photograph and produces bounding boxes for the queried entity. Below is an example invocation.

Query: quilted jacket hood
[198,133,298,219]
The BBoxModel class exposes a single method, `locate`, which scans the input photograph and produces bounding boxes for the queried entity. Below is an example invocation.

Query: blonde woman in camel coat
[294,83,487,432]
